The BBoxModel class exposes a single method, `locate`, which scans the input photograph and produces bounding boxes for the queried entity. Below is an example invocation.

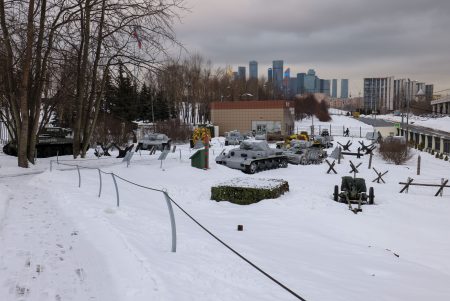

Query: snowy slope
[1,116,450,301]
[363,113,450,133]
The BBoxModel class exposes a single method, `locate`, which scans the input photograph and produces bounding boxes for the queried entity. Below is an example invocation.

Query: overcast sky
[174,0,450,96]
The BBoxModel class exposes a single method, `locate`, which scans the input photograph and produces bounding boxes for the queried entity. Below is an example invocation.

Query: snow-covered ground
[1,115,450,301]
[362,113,450,133]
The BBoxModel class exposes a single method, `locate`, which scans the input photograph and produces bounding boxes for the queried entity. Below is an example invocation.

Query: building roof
[211,100,292,110]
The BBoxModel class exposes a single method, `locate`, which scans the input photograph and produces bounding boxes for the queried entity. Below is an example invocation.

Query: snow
[215,178,286,189]
[1,115,450,301]
[362,113,450,133]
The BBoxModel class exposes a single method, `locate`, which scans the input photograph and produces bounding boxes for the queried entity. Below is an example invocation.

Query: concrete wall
[375,126,396,138]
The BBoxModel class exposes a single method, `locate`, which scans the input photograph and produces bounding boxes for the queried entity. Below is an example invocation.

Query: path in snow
[0,175,117,301]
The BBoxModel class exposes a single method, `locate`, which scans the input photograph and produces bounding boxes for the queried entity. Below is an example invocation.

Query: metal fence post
[163,192,177,253]
[76,165,81,188]
[360,127,362,138]
[111,174,120,207]
[98,169,102,198]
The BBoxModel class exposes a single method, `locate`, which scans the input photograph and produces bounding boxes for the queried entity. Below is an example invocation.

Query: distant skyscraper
[272,60,284,94]
[296,73,305,94]
[332,79,338,98]
[288,78,298,98]
[232,72,239,81]
[364,77,394,112]
[238,66,246,81]
[249,61,258,79]
[304,69,316,93]
[283,68,290,93]
[341,79,349,98]
[320,79,331,96]
[268,68,273,82]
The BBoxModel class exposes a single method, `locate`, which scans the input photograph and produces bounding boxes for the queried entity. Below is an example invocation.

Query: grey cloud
[174,0,450,93]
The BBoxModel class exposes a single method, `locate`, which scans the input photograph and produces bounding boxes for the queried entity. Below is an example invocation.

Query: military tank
[135,133,171,152]
[2,127,74,158]
[215,141,288,174]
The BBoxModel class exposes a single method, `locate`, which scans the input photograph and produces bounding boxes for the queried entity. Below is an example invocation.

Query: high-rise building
[296,73,306,95]
[288,78,298,98]
[268,68,273,82]
[332,79,338,98]
[320,79,331,96]
[364,77,394,112]
[283,67,291,97]
[304,69,316,93]
[238,66,246,81]
[341,79,349,98]
[249,61,258,79]
[272,60,284,93]
[232,72,239,81]
[425,84,434,102]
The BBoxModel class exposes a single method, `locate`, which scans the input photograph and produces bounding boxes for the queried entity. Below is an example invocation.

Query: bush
[211,179,289,205]
[445,156,448,161]
[379,139,412,165]
[436,152,440,158]
[431,150,435,155]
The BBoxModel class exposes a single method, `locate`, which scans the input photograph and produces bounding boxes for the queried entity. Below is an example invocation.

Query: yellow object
[192,127,211,144]
[352,112,360,118]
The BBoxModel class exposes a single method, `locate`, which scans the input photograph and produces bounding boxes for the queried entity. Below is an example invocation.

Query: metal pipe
[111,174,120,207]
[77,165,81,188]
[163,192,177,253]
[98,168,102,198]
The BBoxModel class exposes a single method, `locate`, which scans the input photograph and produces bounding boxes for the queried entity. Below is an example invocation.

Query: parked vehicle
[224,130,244,146]
[215,141,288,174]
[135,133,171,152]
[3,127,75,158]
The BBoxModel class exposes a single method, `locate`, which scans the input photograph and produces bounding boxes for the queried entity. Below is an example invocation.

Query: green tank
[3,127,75,158]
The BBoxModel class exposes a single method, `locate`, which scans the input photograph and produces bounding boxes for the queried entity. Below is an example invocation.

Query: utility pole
[406,79,410,145]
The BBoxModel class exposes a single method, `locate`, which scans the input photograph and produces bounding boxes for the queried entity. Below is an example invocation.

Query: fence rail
[294,124,374,138]
[50,159,177,252]
[49,157,308,301]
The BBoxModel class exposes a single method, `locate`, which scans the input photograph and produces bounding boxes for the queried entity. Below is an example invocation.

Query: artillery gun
[333,176,374,213]
[3,127,75,158]
[215,141,288,174]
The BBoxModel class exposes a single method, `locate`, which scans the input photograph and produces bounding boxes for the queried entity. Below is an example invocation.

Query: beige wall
[212,108,293,136]
[375,126,397,138]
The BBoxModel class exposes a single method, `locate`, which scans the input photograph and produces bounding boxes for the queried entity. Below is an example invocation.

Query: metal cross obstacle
[337,140,352,151]
[349,160,362,176]
[325,159,337,174]
[372,168,388,183]
[399,177,450,197]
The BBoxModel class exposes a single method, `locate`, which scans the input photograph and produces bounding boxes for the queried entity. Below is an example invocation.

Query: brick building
[210,100,295,136]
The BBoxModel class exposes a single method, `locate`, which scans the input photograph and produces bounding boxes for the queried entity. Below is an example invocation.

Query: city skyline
[175,0,450,96]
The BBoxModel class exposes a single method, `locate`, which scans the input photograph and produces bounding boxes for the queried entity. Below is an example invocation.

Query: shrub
[436,152,440,158]
[445,156,448,161]
[211,179,289,205]
[379,139,412,165]
[431,150,435,155]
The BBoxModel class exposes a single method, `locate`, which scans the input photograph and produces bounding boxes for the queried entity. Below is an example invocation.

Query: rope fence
[49,158,309,301]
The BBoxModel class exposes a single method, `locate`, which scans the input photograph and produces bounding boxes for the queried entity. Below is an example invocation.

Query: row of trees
[1,0,330,168]
[0,0,185,167]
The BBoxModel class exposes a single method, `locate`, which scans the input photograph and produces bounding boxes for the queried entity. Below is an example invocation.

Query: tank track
[243,156,288,174]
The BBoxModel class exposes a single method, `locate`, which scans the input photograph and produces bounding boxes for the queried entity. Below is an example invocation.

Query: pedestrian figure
[344,128,350,137]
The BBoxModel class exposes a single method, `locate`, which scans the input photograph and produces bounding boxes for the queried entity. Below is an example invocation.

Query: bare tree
[0,0,186,165]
